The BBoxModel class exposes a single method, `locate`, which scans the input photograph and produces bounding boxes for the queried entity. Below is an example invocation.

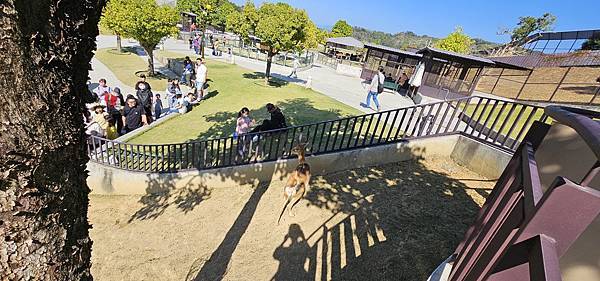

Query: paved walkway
[157,36,416,113]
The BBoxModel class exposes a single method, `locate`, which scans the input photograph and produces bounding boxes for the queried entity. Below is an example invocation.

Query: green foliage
[254,2,311,77]
[581,34,600,50]
[242,1,259,34]
[434,26,475,54]
[505,13,556,43]
[211,1,237,30]
[101,0,179,74]
[255,3,310,54]
[225,1,258,39]
[331,20,353,38]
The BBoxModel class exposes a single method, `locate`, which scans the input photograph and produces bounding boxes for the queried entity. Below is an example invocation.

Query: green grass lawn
[95,48,172,91]
[95,48,362,144]
[463,102,548,140]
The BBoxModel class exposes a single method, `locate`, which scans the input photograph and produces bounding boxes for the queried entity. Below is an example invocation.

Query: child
[154,93,163,120]
[105,115,118,140]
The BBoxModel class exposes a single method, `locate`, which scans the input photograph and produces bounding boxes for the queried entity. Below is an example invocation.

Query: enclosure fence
[447,105,600,280]
[88,96,552,173]
[476,66,600,105]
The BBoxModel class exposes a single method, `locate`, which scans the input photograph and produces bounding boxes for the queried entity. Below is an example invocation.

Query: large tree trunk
[0,0,105,279]
[145,47,155,76]
[265,50,274,83]
[116,33,122,52]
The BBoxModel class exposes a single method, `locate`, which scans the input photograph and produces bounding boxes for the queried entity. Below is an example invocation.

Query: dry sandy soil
[89,157,496,281]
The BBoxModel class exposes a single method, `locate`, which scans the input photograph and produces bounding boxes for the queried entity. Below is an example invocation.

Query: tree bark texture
[141,45,155,76]
[0,0,105,280]
[116,34,122,53]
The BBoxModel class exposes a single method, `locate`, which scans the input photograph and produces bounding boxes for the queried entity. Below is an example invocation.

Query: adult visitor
[93,78,112,100]
[195,58,208,100]
[122,96,147,133]
[399,72,410,96]
[105,87,125,134]
[180,57,194,86]
[250,103,287,133]
[288,57,300,78]
[363,66,384,112]
[135,77,154,124]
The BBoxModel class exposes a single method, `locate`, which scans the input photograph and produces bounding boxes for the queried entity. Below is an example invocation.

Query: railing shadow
[270,153,493,280]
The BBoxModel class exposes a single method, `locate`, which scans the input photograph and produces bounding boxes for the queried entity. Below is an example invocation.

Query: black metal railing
[87,96,550,172]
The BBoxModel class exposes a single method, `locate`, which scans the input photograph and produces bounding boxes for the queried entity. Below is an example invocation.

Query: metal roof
[363,43,423,59]
[491,51,600,68]
[530,29,600,41]
[417,47,495,65]
[326,37,364,48]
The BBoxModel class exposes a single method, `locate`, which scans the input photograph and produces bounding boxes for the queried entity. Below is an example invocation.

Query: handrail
[87,96,550,172]
[545,105,600,159]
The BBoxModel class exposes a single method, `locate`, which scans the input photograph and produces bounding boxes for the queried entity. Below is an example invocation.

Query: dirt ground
[89,157,496,281]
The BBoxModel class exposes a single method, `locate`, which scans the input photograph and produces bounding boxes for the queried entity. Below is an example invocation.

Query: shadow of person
[271,224,311,281]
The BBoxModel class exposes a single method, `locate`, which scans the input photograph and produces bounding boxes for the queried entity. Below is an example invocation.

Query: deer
[277,135,311,224]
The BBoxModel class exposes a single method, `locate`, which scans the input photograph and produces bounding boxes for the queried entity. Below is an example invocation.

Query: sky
[230,0,599,43]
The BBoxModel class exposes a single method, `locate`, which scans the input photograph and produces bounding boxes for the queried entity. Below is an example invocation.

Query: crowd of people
[85,57,209,140]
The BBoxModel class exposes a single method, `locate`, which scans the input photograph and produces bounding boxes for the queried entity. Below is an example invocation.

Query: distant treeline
[352,26,499,53]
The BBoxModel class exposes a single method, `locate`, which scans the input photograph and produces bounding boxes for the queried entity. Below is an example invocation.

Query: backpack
[376,73,384,94]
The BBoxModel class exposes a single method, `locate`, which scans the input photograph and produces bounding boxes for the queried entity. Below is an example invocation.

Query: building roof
[326,37,364,48]
[363,43,423,59]
[491,51,600,68]
[528,29,600,42]
[417,47,495,66]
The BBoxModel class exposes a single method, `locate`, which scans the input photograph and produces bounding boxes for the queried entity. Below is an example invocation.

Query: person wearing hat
[91,103,109,135]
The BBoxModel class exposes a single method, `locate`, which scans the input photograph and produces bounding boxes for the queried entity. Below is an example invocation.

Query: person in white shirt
[288,57,300,78]
[94,78,112,100]
[364,66,384,112]
[194,58,208,100]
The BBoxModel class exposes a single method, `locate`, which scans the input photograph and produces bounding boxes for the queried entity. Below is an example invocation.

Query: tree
[492,13,556,56]
[211,0,238,31]
[100,0,128,52]
[434,26,475,54]
[102,0,179,75]
[0,0,105,279]
[254,3,311,80]
[331,20,353,38]
[581,33,600,50]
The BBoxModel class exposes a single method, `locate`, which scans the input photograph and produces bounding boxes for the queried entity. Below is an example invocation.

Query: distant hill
[351,26,499,54]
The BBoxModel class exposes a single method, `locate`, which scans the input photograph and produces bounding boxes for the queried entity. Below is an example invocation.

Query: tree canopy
[434,26,475,54]
[504,13,556,43]
[581,33,600,50]
[225,1,258,40]
[102,0,179,75]
[254,2,311,78]
[331,20,353,38]
[176,0,239,31]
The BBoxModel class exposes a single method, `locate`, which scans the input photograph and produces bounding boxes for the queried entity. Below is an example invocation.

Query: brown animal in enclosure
[277,140,311,224]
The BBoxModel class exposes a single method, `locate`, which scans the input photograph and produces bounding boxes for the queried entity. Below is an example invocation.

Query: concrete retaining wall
[87,134,510,195]
[450,135,511,179]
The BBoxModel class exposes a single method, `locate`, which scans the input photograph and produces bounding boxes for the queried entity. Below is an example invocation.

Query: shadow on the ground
[242,72,289,88]
[271,155,492,281]
[560,85,599,95]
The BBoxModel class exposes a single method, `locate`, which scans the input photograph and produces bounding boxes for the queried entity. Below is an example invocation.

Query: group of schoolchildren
[85,58,208,140]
